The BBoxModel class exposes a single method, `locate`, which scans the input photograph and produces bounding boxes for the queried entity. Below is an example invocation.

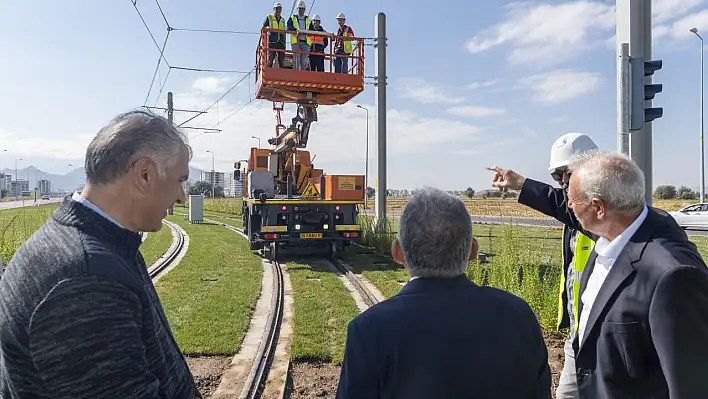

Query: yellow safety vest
[266,14,286,42]
[338,27,353,54]
[290,15,312,45]
[558,225,594,332]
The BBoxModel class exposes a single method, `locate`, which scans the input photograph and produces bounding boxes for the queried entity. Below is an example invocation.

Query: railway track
[147,219,188,281]
[327,256,381,308]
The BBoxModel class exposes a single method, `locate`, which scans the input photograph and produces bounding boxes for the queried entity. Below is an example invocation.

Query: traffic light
[629,57,663,130]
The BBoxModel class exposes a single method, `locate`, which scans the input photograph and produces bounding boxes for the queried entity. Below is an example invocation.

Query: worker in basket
[308,14,328,72]
[263,2,287,68]
[286,0,313,71]
[333,12,354,74]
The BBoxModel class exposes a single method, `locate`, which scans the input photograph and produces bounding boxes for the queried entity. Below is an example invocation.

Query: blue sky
[1,0,707,191]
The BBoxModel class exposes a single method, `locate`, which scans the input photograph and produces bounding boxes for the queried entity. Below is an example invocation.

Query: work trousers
[291,41,310,70]
[556,338,579,399]
[310,53,325,72]
[268,41,285,68]
[333,50,349,73]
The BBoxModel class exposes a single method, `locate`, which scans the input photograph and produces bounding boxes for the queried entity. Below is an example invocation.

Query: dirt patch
[185,355,232,398]
[287,362,340,398]
[543,329,567,395]
[286,330,568,398]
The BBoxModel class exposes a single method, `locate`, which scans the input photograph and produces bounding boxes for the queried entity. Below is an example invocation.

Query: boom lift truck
[235,25,366,261]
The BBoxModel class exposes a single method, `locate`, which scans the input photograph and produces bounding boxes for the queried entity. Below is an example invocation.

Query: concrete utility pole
[691,28,705,201]
[167,92,175,215]
[616,0,656,205]
[374,12,387,226]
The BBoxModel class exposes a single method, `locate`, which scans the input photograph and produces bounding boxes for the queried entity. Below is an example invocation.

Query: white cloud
[397,77,465,104]
[447,106,507,117]
[467,80,499,91]
[0,128,94,160]
[654,9,708,41]
[191,76,236,96]
[653,0,705,23]
[465,1,615,67]
[519,69,602,105]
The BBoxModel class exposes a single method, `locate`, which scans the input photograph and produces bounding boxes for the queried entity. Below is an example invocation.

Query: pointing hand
[485,165,526,192]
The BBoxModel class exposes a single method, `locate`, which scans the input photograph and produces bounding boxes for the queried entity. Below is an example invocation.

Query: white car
[668,203,708,229]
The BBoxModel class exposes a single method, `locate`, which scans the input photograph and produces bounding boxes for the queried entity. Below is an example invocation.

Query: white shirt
[72,191,124,229]
[577,205,648,344]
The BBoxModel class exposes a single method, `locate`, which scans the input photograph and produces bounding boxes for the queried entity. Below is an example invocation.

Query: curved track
[327,257,380,308]
[204,218,289,399]
[148,219,188,281]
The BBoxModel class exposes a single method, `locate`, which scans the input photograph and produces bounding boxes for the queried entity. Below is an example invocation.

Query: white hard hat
[548,133,598,171]
[273,2,282,7]
[312,14,321,21]
[336,12,346,19]
[297,0,306,8]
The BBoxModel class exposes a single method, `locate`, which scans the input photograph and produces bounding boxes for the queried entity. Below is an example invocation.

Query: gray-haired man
[336,187,552,399]
[0,110,199,398]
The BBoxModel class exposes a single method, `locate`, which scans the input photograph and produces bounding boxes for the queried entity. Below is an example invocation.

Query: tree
[463,187,475,198]
[678,186,697,200]
[366,186,375,198]
[0,189,5,199]
[654,185,677,199]
[187,181,224,197]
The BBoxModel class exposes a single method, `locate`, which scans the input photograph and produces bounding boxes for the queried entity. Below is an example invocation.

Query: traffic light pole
[617,0,659,205]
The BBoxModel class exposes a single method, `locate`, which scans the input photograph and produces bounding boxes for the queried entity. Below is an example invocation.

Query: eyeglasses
[551,168,570,181]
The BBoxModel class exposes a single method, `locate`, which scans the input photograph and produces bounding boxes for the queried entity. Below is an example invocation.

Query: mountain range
[1,165,206,191]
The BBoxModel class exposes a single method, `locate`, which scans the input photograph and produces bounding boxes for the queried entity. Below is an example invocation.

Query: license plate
[300,233,323,239]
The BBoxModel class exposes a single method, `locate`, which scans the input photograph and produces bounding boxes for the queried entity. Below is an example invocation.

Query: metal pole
[374,12,387,226]
[694,30,706,201]
[167,91,175,215]
[642,0,653,206]
[618,42,631,155]
[357,104,369,209]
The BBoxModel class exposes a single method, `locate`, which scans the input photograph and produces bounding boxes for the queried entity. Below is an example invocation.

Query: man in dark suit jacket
[488,151,708,398]
[335,187,551,399]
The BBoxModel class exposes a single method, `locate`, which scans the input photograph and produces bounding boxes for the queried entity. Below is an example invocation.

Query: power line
[177,69,254,127]
[170,66,252,74]
[153,0,170,28]
[212,98,255,128]
[170,27,259,35]
[143,29,171,105]
[130,0,169,65]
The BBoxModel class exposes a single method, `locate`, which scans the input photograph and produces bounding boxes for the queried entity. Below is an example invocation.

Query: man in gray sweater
[0,110,199,398]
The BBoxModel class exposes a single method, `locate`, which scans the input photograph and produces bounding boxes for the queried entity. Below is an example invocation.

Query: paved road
[0,198,63,210]
[361,210,708,237]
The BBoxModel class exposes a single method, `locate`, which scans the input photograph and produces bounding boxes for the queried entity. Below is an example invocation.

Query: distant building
[0,173,11,191]
[11,180,29,196]
[38,179,52,195]
[200,171,225,189]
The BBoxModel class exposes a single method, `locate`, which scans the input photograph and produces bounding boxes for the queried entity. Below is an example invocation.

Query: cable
[130,0,169,64]
[170,27,259,35]
[170,66,252,74]
[212,98,255,128]
[177,69,254,127]
[154,0,170,28]
[152,67,172,107]
[143,29,171,105]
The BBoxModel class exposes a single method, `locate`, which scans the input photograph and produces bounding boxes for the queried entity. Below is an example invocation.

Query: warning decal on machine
[303,182,320,198]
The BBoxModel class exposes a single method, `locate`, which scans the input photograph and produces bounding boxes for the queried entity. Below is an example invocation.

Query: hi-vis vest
[290,15,312,45]
[559,225,594,332]
[309,30,325,46]
[266,14,286,43]
[339,27,353,54]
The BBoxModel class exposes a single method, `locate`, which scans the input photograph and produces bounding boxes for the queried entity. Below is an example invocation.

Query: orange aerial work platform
[254,27,365,105]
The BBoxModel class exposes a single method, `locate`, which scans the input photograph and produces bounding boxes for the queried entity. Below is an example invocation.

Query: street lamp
[251,136,261,148]
[692,27,705,201]
[206,150,215,198]
[356,104,369,209]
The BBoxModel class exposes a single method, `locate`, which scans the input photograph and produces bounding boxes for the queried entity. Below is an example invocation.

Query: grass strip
[0,205,58,261]
[288,258,360,364]
[155,215,263,355]
[139,225,174,266]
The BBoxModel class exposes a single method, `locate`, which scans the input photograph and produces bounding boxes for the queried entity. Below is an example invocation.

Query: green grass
[0,204,58,262]
[154,215,263,355]
[139,225,174,266]
[287,258,360,364]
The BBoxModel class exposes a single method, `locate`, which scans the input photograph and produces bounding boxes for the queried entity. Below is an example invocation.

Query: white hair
[397,186,472,278]
[569,149,645,216]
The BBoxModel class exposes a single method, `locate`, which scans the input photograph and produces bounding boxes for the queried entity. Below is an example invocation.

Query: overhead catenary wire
[177,69,255,127]
[170,27,259,35]
[143,29,171,105]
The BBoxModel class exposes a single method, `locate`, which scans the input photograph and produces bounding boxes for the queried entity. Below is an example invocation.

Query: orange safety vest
[309,31,325,45]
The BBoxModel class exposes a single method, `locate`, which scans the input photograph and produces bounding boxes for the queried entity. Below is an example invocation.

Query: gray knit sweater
[0,197,199,398]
